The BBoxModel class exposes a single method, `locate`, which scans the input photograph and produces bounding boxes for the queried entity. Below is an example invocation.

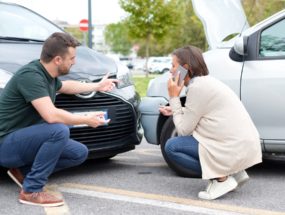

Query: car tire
[160,117,201,178]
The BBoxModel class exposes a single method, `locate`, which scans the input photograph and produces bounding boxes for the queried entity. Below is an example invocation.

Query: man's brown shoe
[7,168,24,188]
[19,190,64,207]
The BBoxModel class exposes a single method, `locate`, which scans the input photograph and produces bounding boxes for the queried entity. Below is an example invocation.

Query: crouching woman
[159,45,262,200]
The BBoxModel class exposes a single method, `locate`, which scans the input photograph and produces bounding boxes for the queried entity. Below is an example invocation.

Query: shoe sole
[19,199,64,207]
[7,170,23,188]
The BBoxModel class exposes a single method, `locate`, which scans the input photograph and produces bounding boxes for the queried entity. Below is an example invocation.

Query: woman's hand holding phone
[177,65,188,85]
[168,73,184,97]
[168,65,187,97]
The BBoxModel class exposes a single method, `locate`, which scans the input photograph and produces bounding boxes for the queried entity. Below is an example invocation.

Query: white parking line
[59,186,239,215]
[59,183,285,215]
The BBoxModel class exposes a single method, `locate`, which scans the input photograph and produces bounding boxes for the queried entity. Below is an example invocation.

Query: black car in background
[0,2,143,159]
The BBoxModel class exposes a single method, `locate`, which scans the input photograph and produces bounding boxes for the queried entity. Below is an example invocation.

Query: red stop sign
[79,19,89,32]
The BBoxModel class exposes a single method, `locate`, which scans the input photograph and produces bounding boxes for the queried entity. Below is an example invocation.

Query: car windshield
[0,2,118,78]
[0,3,62,40]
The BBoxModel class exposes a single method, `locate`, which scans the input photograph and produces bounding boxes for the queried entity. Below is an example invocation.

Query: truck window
[259,19,285,57]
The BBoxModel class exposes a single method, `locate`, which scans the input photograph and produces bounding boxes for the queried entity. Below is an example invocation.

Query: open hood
[192,0,249,49]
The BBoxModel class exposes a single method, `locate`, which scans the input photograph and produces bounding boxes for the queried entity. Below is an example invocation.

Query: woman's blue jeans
[165,136,202,176]
[0,123,88,192]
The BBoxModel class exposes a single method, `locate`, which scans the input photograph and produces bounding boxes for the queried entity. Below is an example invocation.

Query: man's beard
[57,65,70,76]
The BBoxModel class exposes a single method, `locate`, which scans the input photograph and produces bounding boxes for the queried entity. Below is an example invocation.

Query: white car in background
[119,56,134,70]
[139,0,285,177]
[132,58,146,71]
[147,56,172,74]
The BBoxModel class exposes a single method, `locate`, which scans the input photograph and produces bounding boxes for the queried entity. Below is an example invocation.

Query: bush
[133,74,159,97]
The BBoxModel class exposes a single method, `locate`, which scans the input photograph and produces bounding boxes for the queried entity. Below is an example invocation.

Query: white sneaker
[198,176,238,200]
[232,170,249,187]
[204,180,213,192]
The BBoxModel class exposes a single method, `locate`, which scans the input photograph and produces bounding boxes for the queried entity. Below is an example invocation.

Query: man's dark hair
[40,32,80,63]
[172,45,209,78]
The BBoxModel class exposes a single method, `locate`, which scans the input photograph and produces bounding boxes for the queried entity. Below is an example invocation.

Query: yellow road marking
[44,184,70,215]
[60,183,285,215]
[44,205,70,215]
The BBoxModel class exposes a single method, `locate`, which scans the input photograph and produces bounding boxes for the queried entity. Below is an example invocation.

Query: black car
[0,2,143,159]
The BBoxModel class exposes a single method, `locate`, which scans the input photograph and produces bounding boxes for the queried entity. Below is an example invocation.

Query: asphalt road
[1,138,285,215]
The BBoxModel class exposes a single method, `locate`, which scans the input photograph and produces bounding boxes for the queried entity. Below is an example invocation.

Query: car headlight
[116,61,134,89]
[116,73,134,89]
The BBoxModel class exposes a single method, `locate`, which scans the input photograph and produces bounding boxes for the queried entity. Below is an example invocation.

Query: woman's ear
[183,64,189,70]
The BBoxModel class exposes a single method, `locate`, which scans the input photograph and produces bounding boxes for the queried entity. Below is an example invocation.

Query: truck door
[241,18,285,152]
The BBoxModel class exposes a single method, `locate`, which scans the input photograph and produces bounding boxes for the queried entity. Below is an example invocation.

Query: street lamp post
[88,0,93,48]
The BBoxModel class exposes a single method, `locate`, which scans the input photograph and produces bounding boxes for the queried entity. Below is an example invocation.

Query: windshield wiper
[0,36,44,42]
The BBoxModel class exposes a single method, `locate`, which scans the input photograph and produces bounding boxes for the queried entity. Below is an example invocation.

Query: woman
[159,45,262,200]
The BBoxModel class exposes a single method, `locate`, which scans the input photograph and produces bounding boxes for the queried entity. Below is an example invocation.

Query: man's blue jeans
[0,123,88,192]
[165,136,202,176]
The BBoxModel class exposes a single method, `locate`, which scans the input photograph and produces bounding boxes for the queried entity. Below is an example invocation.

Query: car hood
[192,0,249,49]
[0,42,117,82]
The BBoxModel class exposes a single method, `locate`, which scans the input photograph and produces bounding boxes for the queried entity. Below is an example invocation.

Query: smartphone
[176,65,188,85]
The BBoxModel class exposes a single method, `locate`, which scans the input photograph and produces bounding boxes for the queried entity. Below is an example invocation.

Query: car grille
[55,92,136,147]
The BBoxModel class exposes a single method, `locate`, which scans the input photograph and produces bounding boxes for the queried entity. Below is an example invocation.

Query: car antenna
[239,0,256,36]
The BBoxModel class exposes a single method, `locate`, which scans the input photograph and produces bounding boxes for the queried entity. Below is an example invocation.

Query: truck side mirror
[234,36,248,56]
[229,36,248,62]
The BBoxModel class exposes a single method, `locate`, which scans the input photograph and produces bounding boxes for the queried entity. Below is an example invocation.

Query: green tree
[64,27,84,43]
[242,0,285,25]
[65,27,93,47]
[134,0,206,57]
[104,22,133,56]
[163,0,207,52]
[119,0,180,75]
[111,0,284,59]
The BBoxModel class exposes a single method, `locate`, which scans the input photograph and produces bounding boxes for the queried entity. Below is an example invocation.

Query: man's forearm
[45,107,90,125]
[59,80,100,94]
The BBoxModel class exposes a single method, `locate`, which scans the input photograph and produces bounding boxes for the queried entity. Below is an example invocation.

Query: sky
[4,0,127,25]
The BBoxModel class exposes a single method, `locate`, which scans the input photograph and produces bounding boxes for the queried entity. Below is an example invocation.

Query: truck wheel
[160,117,201,178]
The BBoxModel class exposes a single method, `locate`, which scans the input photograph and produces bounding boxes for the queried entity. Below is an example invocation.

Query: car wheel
[160,117,201,178]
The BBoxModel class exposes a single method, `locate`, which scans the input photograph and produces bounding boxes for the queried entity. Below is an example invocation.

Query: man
[0,32,118,207]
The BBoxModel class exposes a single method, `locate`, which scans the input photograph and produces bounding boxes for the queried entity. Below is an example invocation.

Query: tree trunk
[144,33,151,78]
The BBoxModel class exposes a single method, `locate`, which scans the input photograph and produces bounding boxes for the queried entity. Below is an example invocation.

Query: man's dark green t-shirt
[0,60,62,142]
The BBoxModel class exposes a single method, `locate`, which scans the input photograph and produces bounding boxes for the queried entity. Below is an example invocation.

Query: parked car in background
[139,0,285,177]
[0,2,143,160]
[132,58,146,72]
[119,56,134,70]
[147,57,172,74]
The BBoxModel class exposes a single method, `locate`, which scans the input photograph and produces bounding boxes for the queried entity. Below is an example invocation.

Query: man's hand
[86,112,110,128]
[97,73,119,92]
